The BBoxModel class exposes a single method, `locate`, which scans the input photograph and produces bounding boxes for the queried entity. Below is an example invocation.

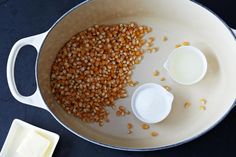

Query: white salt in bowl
[131,83,174,124]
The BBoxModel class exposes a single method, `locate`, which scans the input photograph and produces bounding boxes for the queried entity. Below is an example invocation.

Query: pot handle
[6,31,49,110]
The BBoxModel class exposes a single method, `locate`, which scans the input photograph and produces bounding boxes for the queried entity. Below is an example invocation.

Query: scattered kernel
[148,37,155,43]
[128,80,139,87]
[130,22,135,27]
[127,123,133,129]
[120,93,128,98]
[175,44,181,48]
[182,41,190,46]
[200,98,207,105]
[142,123,150,130]
[162,36,168,42]
[116,110,122,116]
[116,105,130,117]
[126,110,131,115]
[120,111,125,116]
[199,105,206,111]
[140,39,146,45]
[160,77,166,81]
[135,59,141,64]
[99,122,104,127]
[133,81,139,86]
[146,42,153,47]
[163,85,171,91]
[128,130,132,134]
[151,47,159,53]
[119,105,126,111]
[146,27,152,32]
[146,48,153,53]
[153,70,159,77]
[151,131,159,137]
[184,102,191,109]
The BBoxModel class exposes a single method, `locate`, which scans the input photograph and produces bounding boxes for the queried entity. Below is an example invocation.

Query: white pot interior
[37,0,236,149]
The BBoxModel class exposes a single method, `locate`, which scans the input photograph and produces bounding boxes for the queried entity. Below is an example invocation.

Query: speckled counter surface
[0,0,236,156]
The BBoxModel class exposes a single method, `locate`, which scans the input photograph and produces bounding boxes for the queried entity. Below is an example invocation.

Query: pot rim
[36,0,236,151]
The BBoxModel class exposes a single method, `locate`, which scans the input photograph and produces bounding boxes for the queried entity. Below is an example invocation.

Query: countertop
[0,0,236,156]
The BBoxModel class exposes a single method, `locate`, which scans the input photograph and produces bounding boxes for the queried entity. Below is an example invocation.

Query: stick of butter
[16,130,50,157]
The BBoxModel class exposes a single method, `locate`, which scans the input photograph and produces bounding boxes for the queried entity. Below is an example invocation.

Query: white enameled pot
[7,0,236,151]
